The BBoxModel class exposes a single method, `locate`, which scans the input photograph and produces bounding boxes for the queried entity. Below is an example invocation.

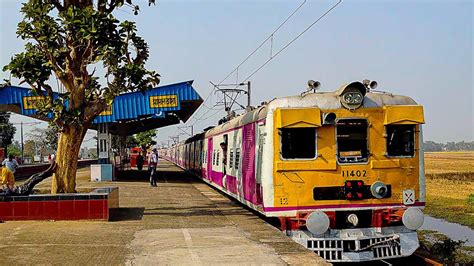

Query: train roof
[202,89,418,138]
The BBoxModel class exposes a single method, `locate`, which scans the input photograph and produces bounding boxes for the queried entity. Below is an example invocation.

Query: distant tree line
[424,141,474,152]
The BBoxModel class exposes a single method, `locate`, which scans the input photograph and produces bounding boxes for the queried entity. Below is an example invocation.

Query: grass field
[424,152,474,228]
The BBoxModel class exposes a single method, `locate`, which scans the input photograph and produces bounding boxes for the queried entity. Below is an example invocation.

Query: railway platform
[0,160,328,265]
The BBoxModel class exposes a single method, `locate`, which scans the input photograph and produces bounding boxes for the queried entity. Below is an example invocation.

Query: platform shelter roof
[0,80,202,135]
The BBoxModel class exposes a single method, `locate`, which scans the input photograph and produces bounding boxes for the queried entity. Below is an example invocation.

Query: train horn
[307,80,321,91]
[323,112,336,125]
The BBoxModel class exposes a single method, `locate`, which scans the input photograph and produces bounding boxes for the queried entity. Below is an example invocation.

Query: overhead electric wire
[186,93,224,124]
[239,0,342,84]
[183,0,342,133]
[217,0,307,85]
[183,1,307,127]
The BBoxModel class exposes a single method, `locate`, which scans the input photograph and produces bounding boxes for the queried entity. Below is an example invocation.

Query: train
[159,80,426,262]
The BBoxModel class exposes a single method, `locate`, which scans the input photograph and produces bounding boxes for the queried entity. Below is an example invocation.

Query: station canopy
[0,80,202,135]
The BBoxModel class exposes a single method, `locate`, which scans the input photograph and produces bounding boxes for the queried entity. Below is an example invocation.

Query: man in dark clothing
[136,154,144,171]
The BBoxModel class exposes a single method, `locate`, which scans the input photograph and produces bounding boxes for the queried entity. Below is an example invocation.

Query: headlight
[370,181,388,199]
[306,211,330,235]
[343,91,363,105]
[402,208,424,230]
[337,81,367,110]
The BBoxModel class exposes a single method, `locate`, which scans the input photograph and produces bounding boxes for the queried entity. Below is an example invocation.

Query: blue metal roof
[0,85,59,118]
[0,80,201,125]
[93,80,200,123]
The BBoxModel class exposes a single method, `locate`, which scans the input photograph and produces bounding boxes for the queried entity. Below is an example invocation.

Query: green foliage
[81,147,98,159]
[418,230,473,264]
[425,195,474,229]
[23,139,37,158]
[44,123,60,151]
[7,141,21,157]
[111,134,138,149]
[3,0,160,129]
[431,239,465,261]
[0,112,16,149]
[135,130,156,149]
[126,135,138,148]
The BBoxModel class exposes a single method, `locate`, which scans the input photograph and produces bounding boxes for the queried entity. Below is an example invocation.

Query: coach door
[254,122,266,204]
[241,123,257,204]
[206,137,213,182]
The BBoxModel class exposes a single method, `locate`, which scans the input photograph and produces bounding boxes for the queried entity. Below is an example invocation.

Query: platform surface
[0,160,328,265]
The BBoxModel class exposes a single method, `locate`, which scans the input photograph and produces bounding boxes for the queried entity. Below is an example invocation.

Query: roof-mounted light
[337,81,367,110]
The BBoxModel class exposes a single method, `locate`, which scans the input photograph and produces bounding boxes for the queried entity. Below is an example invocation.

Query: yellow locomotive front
[268,81,425,262]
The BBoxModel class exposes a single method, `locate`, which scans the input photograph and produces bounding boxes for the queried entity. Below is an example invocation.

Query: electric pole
[247,81,251,108]
[21,121,24,163]
[209,80,252,119]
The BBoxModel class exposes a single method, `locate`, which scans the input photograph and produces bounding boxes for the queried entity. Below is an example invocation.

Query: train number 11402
[342,170,367,178]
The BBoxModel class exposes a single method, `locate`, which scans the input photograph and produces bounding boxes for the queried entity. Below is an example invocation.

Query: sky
[0,0,472,149]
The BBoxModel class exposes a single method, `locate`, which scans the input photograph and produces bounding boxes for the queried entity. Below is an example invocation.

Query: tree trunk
[51,125,87,194]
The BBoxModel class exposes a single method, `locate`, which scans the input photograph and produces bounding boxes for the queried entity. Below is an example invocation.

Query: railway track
[14,159,97,180]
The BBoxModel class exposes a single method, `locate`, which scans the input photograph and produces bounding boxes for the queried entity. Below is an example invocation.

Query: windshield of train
[386,125,415,157]
[336,119,368,163]
[280,128,317,159]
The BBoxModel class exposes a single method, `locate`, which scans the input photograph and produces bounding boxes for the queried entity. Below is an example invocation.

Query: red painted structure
[0,187,118,221]
[130,147,148,168]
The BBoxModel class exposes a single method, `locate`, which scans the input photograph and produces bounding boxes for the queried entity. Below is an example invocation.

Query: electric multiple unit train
[160,80,426,262]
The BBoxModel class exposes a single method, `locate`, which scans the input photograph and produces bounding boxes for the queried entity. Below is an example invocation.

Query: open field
[425,151,474,175]
[424,152,474,228]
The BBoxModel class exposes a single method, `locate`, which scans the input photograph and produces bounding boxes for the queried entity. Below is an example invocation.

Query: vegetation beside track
[418,230,474,264]
[424,152,474,228]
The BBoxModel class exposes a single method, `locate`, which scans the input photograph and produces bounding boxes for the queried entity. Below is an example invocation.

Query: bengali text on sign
[149,95,178,108]
[22,96,46,110]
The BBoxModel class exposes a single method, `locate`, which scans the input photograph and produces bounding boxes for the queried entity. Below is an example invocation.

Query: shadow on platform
[115,169,200,184]
[142,204,257,218]
[109,207,145,221]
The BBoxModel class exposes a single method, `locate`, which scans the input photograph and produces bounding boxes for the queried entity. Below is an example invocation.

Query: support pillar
[97,123,112,164]
[92,123,114,182]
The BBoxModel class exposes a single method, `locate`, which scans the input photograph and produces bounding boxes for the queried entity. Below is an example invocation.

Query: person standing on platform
[136,153,144,171]
[1,165,15,195]
[2,155,19,175]
[148,148,158,187]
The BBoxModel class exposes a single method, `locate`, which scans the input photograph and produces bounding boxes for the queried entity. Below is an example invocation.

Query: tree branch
[98,0,107,12]
[40,83,55,105]
[84,98,107,123]
[49,0,64,12]
[105,0,122,13]
[25,81,43,97]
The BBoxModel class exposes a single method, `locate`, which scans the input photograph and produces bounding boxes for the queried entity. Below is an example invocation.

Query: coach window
[386,125,415,157]
[280,128,317,159]
[235,148,241,169]
[220,135,228,166]
[229,150,234,168]
[336,119,369,163]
